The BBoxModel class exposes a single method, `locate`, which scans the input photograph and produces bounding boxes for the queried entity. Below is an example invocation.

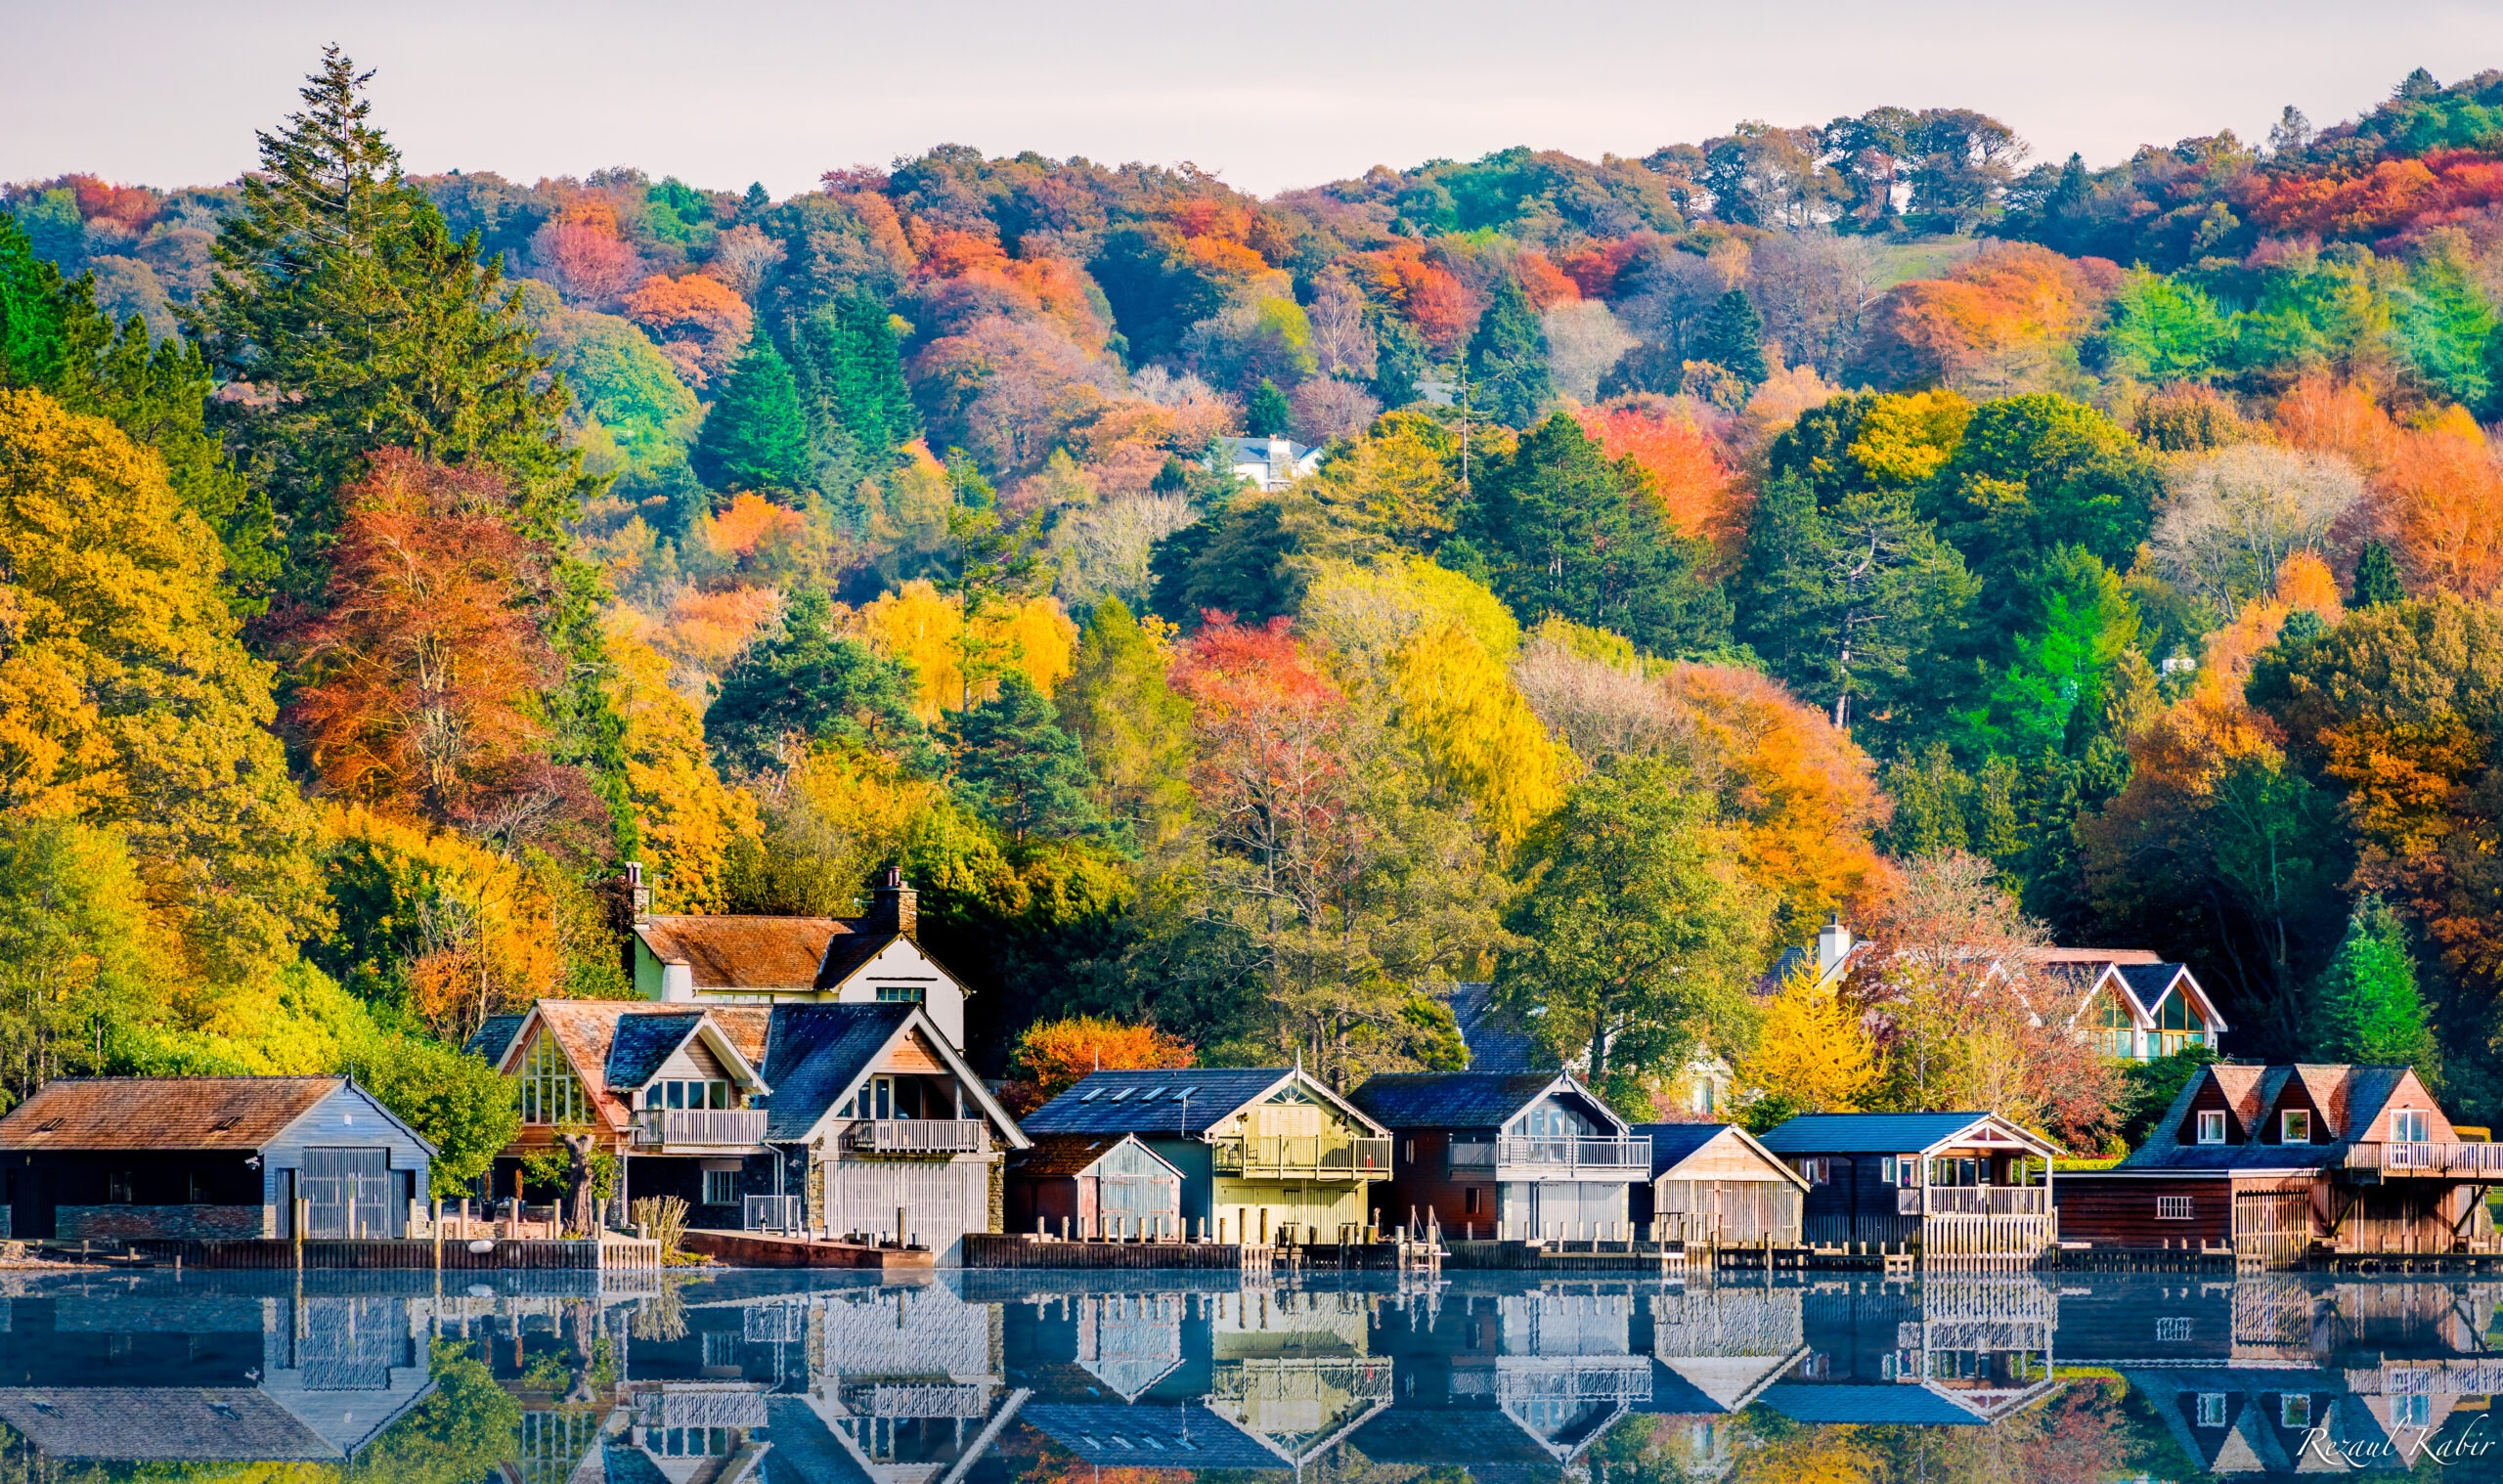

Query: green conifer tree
[948,674,1104,845]
[1695,288,1769,385]
[691,332,813,495]
[1246,378,1294,438]
[2349,541,2405,607]
[704,589,936,776]
[786,291,916,483]
[2311,895,2438,1072]
[1467,273,1553,428]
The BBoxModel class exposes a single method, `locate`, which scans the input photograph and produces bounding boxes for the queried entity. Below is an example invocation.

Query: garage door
[302,1148,397,1238]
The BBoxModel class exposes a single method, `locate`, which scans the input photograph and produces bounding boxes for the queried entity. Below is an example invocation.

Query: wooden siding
[2055,1174,2239,1248]
[880,1030,945,1075]
[652,1036,730,1084]
[2179,1076,2245,1147]
[2355,1069,2456,1143]
[262,1083,432,1238]
[1642,1178,1802,1244]
[822,1156,992,1265]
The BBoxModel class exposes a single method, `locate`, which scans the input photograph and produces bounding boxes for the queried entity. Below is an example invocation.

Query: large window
[2392,1109,2432,1143]
[702,1169,740,1205]
[2096,993,2134,1059]
[520,1034,589,1125]
[2152,993,2205,1058]
[647,1079,729,1111]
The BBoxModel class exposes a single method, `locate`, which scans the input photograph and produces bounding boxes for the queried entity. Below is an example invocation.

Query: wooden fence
[126,1232,662,1270]
[1921,1213,2058,1265]
[964,1234,1252,1270]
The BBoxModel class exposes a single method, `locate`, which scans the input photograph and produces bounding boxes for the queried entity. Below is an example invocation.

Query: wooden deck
[118,1233,660,1269]
[681,1229,936,1270]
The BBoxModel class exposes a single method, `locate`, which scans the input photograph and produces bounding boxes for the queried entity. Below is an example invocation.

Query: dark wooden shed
[1007,1133,1185,1239]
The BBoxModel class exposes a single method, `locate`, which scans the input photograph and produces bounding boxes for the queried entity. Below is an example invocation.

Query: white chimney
[1817,914,1853,982]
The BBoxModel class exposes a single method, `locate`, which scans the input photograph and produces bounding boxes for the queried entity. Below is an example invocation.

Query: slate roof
[2105,1062,2431,1174]
[1633,1122,1729,1172]
[635,914,845,989]
[1348,1072,1600,1131]
[756,1003,921,1142]
[1020,1069,1301,1137]
[503,1001,775,1135]
[1018,1401,1286,1469]
[1757,1384,1986,1426]
[466,1015,524,1066]
[812,929,910,990]
[1757,1112,2044,1157]
[0,1388,343,1461]
[1010,1133,1181,1179]
[605,1013,707,1090]
[0,1077,348,1152]
[1444,983,1552,1073]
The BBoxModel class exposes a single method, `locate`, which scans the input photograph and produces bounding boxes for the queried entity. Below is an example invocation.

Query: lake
[0,1264,2493,1481]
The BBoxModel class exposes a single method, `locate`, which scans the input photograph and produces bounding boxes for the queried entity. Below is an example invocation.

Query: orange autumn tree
[621,272,754,387]
[1574,396,1746,554]
[2274,378,2503,597]
[285,452,563,831]
[1864,242,2117,391]
[1003,1015,1196,1113]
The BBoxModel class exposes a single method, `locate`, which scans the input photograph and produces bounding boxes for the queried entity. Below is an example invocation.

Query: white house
[1221,435,1324,491]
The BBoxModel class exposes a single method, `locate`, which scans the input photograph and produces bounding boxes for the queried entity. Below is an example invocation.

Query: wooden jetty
[681,1228,937,1271]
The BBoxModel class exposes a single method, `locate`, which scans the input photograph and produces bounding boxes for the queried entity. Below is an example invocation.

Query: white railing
[745,1194,802,1234]
[848,1118,987,1155]
[2347,1141,2503,1177]
[1900,1186,2051,1217]
[1212,1135,1392,1178]
[1449,1136,1651,1173]
[635,1108,768,1147]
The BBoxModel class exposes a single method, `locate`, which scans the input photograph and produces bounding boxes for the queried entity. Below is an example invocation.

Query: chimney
[1817,913,1853,982]
[869,865,917,939]
[625,861,651,926]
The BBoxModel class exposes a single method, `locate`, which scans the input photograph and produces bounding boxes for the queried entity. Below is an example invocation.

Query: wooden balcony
[1449,1136,1651,1180]
[1898,1185,2052,1217]
[1212,1134,1391,1180]
[847,1118,988,1156]
[634,1108,768,1150]
[2343,1141,2503,1180]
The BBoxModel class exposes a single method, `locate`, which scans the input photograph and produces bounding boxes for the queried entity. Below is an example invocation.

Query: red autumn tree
[286,451,561,831]
[1169,615,1355,909]
[1574,396,1746,553]
[1002,1015,1197,1113]
[621,272,754,388]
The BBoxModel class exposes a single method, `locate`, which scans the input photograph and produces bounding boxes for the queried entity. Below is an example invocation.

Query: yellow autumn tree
[850,579,1077,720]
[1391,623,1566,848]
[604,618,759,912]
[0,388,325,984]
[1737,966,1877,1114]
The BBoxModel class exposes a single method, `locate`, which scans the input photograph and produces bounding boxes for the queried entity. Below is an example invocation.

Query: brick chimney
[625,861,651,926]
[868,865,917,939]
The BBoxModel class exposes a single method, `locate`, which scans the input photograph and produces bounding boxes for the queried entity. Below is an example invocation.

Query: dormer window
[2282,1110,2310,1144]
[2197,1111,2225,1145]
[2393,1109,2431,1143]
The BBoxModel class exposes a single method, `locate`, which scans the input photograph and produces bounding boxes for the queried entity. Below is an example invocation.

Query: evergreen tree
[2349,540,2405,607]
[1694,288,1769,384]
[1458,413,1730,658]
[691,332,812,495]
[1370,311,1429,410]
[2311,895,2438,1071]
[704,589,936,775]
[188,48,582,590]
[1246,377,1293,438]
[1466,273,1552,427]
[1057,598,1194,851]
[948,674,1103,845]
[786,291,916,483]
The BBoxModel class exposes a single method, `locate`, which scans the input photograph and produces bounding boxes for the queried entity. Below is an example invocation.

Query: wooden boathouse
[1757,1112,2059,1260]
[1628,1123,1806,1246]
[1348,1071,1649,1241]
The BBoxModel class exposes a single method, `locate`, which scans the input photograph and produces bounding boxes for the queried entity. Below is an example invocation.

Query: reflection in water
[0,1266,2498,1480]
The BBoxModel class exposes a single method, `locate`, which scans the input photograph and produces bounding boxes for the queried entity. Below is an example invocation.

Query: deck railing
[1449,1136,1652,1173]
[634,1108,768,1148]
[1901,1186,2052,1217]
[847,1118,988,1155]
[1212,1135,1392,1179]
[744,1194,803,1233]
[2344,1141,2503,1177]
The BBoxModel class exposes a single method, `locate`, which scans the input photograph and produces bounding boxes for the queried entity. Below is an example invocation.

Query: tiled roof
[1010,1133,1179,1179]
[1348,1072,1596,1130]
[0,1388,339,1462]
[1444,983,1552,1073]
[635,915,847,989]
[0,1077,344,1152]
[1756,1112,2016,1157]
[517,1002,773,1134]
[756,1003,920,1142]
[2115,1062,2429,1172]
[466,1015,524,1066]
[604,1012,707,1090]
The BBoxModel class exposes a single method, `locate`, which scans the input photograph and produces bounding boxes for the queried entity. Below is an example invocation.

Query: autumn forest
[6,52,2503,1173]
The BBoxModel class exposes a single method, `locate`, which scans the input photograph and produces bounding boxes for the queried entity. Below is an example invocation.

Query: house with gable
[1348,1071,1649,1241]
[470,998,1026,1261]
[2055,1062,2496,1259]
[1017,1067,1391,1245]
[628,866,971,1053]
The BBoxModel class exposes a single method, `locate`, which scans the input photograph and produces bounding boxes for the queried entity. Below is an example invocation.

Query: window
[1464,1187,1482,1215]
[188,1171,211,1204]
[863,1076,919,1119]
[2154,992,2206,1058]
[647,1079,730,1111]
[2393,1109,2431,1143]
[2158,1317,2194,1341]
[2157,1196,2194,1220]
[2280,1394,2311,1429]
[1403,1140,1414,1163]
[1880,1157,1897,1186]
[2282,1110,2311,1144]
[2197,1111,2226,1145]
[520,1034,589,1125]
[107,1170,134,1203]
[702,1169,740,1206]
[2196,1393,2227,1428]
[1513,1101,1598,1138]
[2096,993,2135,1059]
[874,984,924,1003]
[1798,1157,1830,1186]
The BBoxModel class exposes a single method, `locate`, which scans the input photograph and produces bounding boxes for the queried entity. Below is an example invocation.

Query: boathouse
[1349,1071,1648,1241]
[1018,1068,1391,1245]
[1005,1133,1185,1239]
[473,999,1027,1261]
[1756,1112,2059,1257]
[2053,1063,2491,1260]
[1628,1123,1806,1245]
[0,1077,434,1242]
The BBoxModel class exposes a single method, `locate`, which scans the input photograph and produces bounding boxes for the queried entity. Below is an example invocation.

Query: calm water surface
[0,1263,2495,1482]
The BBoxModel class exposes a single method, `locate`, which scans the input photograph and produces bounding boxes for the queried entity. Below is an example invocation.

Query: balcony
[1898,1185,2051,1217]
[2343,1141,2503,1179]
[847,1118,987,1156]
[1449,1136,1651,1178]
[634,1108,768,1149]
[1212,1134,1392,1180]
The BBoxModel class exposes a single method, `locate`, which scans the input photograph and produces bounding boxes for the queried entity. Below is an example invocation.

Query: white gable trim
[792,1007,1032,1151]
[1920,1113,2062,1160]
[1653,1125,1812,1192]
[816,934,968,998]
[1072,1133,1187,1182]
[1224,1069,1392,1140]
[1536,1072,1631,1136]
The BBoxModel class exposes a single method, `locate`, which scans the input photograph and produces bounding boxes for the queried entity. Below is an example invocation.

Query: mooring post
[294,1199,308,1269]
[432,1200,443,1270]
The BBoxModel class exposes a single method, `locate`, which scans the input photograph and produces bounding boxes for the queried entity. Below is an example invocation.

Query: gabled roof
[2076,960,2229,1034]
[466,1015,525,1065]
[496,1002,775,1134]
[1017,1402,1287,1470]
[1348,1072,1622,1133]
[1010,1133,1184,1180]
[603,1011,769,1094]
[0,1077,426,1155]
[758,1003,1029,1149]
[812,929,924,991]
[636,915,846,989]
[1019,1069,1387,1140]
[2109,1062,2436,1173]
[1629,1123,1808,1188]
[0,1388,344,1462]
[1757,1112,2059,1159]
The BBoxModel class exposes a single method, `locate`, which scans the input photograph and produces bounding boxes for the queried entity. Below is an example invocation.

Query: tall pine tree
[692,332,813,496]
[2349,541,2404,607]
[2311,895,2438,1072]
[786,290,916,486]
[1695,288,1768,385]
[1466,273,1552,428]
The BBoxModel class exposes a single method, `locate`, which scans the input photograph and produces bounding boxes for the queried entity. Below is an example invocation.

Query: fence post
[432,1200,443,1270]
[293,1198,307,1268]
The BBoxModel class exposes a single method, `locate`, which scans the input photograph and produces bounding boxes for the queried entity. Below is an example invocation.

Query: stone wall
[58,1204,271,1242]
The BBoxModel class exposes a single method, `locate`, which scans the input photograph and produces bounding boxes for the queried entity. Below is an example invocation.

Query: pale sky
[6,1,2502,199]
